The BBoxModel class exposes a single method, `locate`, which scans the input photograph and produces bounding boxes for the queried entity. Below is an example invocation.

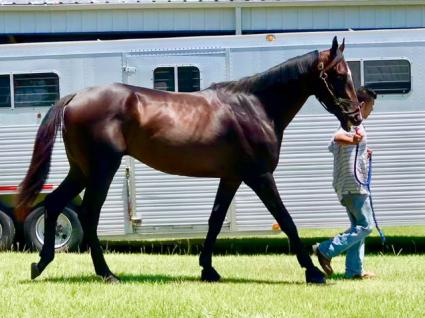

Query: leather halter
[316,51,361,116]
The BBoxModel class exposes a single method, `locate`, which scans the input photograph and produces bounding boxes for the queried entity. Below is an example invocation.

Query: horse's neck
[247,51,318,93]
[217,51,318,144]
[246,52,317,129]
[272,94,309,145]
[246,76,311,133]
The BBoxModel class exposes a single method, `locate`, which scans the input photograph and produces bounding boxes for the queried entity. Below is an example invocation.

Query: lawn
[0,252,424,317]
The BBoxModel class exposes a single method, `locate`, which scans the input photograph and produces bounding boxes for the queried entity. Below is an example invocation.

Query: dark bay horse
[16,37,361,284]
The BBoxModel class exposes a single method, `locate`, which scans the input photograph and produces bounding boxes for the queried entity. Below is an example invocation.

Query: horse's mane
[209,50,319,93]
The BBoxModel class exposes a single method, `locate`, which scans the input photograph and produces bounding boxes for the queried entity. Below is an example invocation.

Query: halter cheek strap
[316,51,361,114]
[318,50,343,101]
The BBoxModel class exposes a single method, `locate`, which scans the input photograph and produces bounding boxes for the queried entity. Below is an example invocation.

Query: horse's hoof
[305,267,326,284]
[31,263,41,280]
[201,267,221,282]
[104,274,120,284]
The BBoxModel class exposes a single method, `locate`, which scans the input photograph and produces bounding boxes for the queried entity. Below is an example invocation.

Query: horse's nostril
[356,115,363,124]
[351,114,362,126]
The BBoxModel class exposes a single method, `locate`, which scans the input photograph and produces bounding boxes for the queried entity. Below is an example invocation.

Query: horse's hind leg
[32,167,85,279]
[200,178,241,282]
[79,153,122,283]
[244,173,326,284]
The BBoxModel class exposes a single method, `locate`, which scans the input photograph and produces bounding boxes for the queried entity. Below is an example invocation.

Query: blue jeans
[318,194,373,277]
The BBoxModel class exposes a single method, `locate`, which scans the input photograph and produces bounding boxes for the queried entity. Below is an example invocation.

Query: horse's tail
[15,94,76,222]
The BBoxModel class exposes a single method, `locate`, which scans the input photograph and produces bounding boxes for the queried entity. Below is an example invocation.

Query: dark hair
[357,87,377,102]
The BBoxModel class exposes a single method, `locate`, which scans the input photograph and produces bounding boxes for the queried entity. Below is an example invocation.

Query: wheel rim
[0,222,3,239]
[35,213,73,249]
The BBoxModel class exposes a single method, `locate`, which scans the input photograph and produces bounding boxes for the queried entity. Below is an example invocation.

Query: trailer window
[364,60,411,94]
[177,66,200,92]
[0,75,11,108]
[14,73,60,107]
[154,66,200,92]
[347,61,361,90]
[153,67,175,92]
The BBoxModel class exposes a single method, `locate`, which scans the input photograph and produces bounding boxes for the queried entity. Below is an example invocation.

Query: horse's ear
[339,38,345,53]
[331,36,338,57]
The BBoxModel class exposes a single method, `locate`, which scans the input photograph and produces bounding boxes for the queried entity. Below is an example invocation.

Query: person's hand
[352,131,364,144]
[367,147,373,159]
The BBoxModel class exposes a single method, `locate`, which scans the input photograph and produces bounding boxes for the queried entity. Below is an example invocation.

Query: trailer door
[123,49,231,235]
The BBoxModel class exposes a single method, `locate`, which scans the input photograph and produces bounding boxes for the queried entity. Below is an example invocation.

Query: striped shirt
[328,124,369,201]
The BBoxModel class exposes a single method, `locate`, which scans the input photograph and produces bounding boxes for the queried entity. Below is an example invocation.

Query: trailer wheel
[0,210,15,251]
[24,206,83,252]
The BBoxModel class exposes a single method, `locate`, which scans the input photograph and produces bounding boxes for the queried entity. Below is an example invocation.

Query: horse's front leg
[200,178,241,282]
[244,173,326,284]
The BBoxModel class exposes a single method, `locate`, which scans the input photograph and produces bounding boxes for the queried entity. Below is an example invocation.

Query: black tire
[0,210,15,251]
[24,206,83,252]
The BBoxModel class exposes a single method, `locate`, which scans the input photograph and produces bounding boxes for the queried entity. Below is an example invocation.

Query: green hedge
[101,226,425,255]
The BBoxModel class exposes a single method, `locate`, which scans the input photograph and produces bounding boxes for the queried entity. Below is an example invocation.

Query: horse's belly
[126,125,279,178]
[129,141,236,178]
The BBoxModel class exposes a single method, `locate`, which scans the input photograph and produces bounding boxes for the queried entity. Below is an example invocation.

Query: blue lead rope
[354,144,386,245]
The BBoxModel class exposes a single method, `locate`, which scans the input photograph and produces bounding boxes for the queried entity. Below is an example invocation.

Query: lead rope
[353,129,386,245]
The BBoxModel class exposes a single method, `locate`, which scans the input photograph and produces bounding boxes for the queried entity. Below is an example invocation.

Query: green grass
[1,252,424,317]
[297,225,425,238]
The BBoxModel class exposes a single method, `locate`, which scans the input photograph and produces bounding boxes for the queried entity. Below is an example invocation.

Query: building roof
[1,0,424,8]
[1,0,424,43]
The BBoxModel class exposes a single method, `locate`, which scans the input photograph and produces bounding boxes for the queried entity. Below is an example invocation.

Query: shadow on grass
[102,235,425,255]
[20,273,307,286]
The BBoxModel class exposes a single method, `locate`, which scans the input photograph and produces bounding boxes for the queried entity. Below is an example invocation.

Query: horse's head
[315,37,362,131]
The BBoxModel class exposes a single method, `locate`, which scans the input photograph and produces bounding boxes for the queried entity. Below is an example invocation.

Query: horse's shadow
[20,273,308,285]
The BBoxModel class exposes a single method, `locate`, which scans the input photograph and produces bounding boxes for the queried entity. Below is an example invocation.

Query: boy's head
[357,87,377,119]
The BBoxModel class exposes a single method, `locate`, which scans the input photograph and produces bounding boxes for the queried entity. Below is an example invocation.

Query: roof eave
[1,1,425,12]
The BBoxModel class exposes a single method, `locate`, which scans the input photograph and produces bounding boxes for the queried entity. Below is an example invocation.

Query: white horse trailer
[0,29,424,250]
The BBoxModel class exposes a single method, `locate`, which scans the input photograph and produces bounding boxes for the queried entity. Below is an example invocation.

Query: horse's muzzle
[352,112,363,126]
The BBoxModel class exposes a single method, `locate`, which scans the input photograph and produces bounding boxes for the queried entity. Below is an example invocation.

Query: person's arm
[334,130,364,145]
